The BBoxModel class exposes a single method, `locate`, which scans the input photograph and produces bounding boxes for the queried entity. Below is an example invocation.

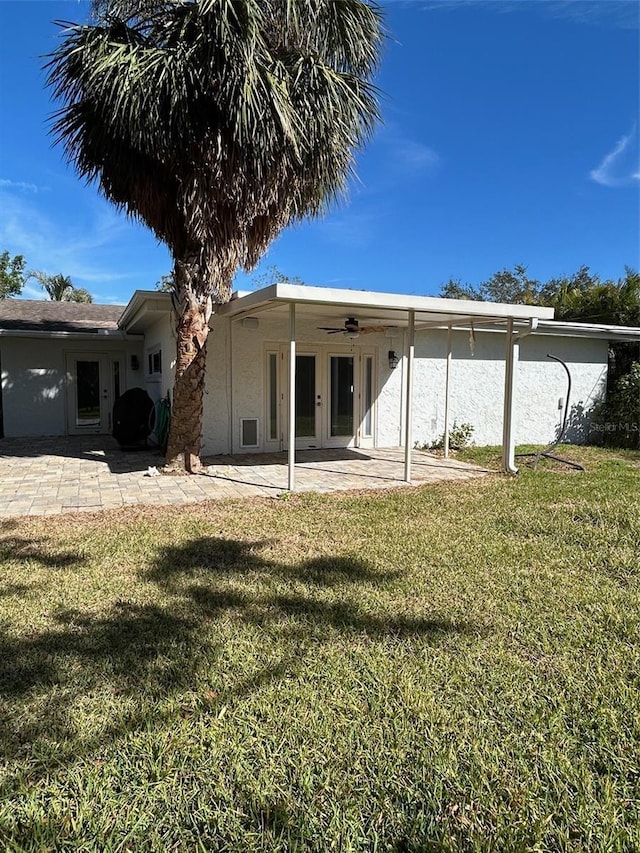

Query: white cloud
[0,187,136,288]
[375,124,441,180]
[415,1,638,30]
[0,178,45,193]
[589,124,640,187]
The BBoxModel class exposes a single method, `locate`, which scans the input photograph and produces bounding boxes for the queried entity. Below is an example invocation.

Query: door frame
[323,351,356,449]
[65,351,123,436]
[278,347,323,450]
[268,344,376,451]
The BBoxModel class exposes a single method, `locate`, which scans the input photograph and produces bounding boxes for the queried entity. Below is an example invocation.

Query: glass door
[66,353,120,435]
[295,354,319,446]
[281,350,322,449]
[326,354,355,447]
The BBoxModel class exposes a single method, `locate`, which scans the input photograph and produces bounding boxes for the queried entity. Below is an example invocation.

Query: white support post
[502,318,519,474]
[288,303,296,491]
[404,310,415,483]
[443,324,452,459]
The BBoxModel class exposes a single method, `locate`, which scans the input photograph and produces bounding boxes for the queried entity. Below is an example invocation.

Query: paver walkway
[0,437,488,518]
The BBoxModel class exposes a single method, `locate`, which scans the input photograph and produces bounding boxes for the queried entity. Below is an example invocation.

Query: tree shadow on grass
[147,536,484,649]
[0,534,85,570]
[1,535,484,788]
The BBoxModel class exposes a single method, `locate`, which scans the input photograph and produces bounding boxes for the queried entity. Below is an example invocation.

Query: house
[2,285,639,479]
[0,299,142,439]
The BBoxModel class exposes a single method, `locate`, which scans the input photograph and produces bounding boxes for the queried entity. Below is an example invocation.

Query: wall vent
[240,418,259,448]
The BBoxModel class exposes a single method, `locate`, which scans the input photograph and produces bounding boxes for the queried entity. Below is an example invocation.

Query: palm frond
[46,0,384,302]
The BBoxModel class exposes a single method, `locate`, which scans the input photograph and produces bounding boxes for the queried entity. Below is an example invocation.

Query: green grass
[1,446,639,851]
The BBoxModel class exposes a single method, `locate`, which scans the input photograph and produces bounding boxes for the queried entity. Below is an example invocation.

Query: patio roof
[217,282,555,330]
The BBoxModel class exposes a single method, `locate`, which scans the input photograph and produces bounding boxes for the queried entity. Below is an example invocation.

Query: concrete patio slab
[0,437,488,518]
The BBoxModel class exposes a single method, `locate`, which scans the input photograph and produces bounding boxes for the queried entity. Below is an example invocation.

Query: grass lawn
[1,446,639,851]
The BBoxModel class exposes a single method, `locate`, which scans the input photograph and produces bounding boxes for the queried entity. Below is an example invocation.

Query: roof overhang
[533,319,640,343]
[0,328,142,341]
[116,284,640,342]
[118,290,173,334]
[216,283,555,330]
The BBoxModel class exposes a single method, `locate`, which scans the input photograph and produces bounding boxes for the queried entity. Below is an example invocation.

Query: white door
[66,353,121,435]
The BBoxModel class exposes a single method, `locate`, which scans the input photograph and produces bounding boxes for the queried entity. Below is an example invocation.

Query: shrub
[590,362,640,449]
[430,421,475,451]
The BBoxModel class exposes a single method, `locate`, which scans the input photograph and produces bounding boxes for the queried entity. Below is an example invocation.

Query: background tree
[440,264,541,305]
[47,0,383,472]
[0,251,26,299]
[155,273,174,293]
[28,271,93,303]
[440,263,640,447]
[250,265,304,289]
[440,263,639,326]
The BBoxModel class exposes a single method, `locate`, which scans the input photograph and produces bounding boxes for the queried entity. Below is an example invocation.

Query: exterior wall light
[388,350,399,369]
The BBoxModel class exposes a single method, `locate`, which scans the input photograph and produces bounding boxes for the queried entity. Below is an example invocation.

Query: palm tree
[28,271,94,302]
[46,0,383,471]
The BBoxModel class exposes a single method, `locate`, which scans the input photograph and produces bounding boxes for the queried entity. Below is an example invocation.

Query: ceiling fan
[317,317,391,337]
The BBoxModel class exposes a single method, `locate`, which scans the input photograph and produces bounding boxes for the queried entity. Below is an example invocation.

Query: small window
[147,349,162,377]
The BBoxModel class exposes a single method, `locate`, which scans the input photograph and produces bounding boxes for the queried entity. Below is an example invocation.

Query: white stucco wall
[0,336,143,437]
[202,314,232,456]
[201,311,400,455]
[142,314,177,404]
[195,315,610,456]
[406,329,608,448]
[517,335,608,445]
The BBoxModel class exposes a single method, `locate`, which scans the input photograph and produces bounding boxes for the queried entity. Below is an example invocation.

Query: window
[268,352,278,441]
[363,355,373,437]
[147,348,162,377]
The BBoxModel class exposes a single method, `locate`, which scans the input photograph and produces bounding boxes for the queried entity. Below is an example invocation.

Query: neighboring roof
[0,299,125,334]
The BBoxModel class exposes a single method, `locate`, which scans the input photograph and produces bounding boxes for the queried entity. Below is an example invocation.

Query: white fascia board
[535,319,640,342]
[0,329,143,340]
[217,283,555,321]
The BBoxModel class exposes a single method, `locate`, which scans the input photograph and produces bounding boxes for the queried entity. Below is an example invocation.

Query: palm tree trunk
[164,265,212,472]
[164,314,208,471]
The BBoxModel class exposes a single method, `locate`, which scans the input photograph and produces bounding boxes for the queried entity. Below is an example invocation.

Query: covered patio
[0,437,487,518]
[216,283,556,483]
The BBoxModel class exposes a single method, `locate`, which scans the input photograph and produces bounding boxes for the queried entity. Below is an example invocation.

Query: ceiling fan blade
[359,326,388,335]
[317,326,342,331]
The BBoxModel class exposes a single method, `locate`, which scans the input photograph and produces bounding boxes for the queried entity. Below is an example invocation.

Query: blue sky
[0,0,638,305]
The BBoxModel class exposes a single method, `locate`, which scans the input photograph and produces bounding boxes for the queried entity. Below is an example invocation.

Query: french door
[66,352,122,435]
[324,354,355,448]
[294,353,322,448]
[272,347,375,450]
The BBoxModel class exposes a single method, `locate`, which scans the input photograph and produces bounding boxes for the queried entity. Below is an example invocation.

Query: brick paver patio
[0,437,488,518]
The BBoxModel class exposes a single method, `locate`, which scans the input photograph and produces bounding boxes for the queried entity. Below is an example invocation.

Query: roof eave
[216,283,556,322]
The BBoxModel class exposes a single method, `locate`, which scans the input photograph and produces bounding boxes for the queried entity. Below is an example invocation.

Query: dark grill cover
[112,388,154,448]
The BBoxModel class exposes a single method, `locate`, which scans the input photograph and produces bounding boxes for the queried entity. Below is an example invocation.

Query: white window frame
[147,347,162,380]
